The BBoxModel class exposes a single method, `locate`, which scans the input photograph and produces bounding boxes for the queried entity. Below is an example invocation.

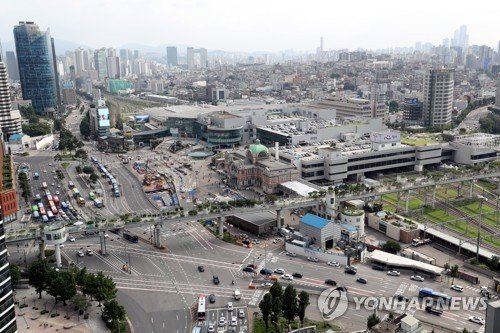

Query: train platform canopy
[280,180,322,197]
[368,250,444,276]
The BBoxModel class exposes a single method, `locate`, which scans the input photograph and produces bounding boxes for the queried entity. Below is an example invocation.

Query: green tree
[94,272,117,306]
[270,282,283,329]
[82,165,94,174]
[382,240,401,254]
[72,294,90,315]
[28,257,49,299]
[46,270,77,305]
[297,291,310,324]
[103,299,127,330]
[450,264,459,284]
[74,267,88,286]
[75,149,88,161]
[259,293,273,331]
[90,173,99,183]
[80,111,91,137]
[82,273,98,300]
[367,313,380,329]
[389,100,399,112]
[22,122,52,137]
[282,285,298,324]
[9,264,21,286]
[53,118,63,132]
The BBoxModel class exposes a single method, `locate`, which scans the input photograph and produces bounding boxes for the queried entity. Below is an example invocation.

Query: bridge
[7,171,500,266]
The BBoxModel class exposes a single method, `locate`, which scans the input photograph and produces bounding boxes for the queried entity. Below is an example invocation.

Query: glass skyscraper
[13,21,57,114]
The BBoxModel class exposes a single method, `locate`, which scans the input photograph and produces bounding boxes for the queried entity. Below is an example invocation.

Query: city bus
[419,288,451,304]
[48,200,55,208]
[42,182,48,189]
[72,188,80,198]
[123,233,139,243]
[47,211,54,219]
[197,296,206,321]
[39,207,46,215]
[50,206,58,215]
[47,194,53,202]
[42,215,48,223]
[53,195,60,206]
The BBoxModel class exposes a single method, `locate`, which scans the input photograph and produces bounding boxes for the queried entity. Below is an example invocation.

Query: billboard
[170,128,179,135]
[135,115,150,123]
[98,108,110,127]
[370,131,400,143]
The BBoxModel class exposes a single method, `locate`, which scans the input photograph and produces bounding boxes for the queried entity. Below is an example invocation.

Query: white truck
[411,238,431,247]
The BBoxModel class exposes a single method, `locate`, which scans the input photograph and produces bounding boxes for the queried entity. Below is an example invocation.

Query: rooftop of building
[300,213,330,229]
[373,211,419,231]
[401,132,440,146]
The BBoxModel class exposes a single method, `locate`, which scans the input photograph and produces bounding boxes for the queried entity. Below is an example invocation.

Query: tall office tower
[166,46,178,66]
[13,21,58,114]
[0,131,19,332]
[0,57,23,137]
[74,47,85,77]
[94,48,108,81]
[187,47,194,69]
[442,38,450,48]
[133,50,139,60]
[106,56,120,79]
[119,49,128,62]
[82,49,91,71]
[422,68,454,127]
[4,52,19,81]
[107,48,116,57]
[69,65,76,83]
[316,37,324,61]
[187,47,207,69]
[50,37,61,111]
[478,45,493,71]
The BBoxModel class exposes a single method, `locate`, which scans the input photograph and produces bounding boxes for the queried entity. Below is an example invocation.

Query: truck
[412,238,431,247]
[278,227,291,238]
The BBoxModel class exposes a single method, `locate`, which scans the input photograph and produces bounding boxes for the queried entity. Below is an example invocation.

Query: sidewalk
[14,287,109,333]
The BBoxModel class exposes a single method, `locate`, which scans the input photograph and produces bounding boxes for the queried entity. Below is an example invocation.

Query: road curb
[126,317,135,333]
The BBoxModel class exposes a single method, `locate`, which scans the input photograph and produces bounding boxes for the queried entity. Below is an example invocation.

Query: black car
[242,266,254,273]
[198,265,205,272]
[395,294,409,302]
[356,278,367,284]
[292,273,303,279]
[372,265,385,271]
[425,306,443,315]
[336,286,347,292]
[212,276,220,285]
[208,294,216,303]
[260,268,273,275]
[325,279,337,286]
[345,268,357,275]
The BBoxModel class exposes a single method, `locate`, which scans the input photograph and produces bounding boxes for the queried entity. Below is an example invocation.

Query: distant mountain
[1,38,90,55]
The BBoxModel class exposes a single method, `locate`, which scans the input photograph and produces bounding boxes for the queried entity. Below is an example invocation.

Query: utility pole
[128,252,131,274]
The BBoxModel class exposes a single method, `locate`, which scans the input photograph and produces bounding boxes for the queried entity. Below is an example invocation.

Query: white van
[233,290,241,300]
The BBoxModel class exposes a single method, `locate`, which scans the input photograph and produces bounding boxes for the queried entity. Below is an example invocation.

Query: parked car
[227,302,233,311]
[325,279,337,286]
[292,272,303,278]
[218,317,226,327]
[387,270,400,276]
[238,308,245,319]
[307,257,319,262]
[327,261,340,267]
[260,268,273,275]
[286,251,297,257]
[356,278,367,284]
[468,316,485,325]
[274,268,285,275]
[410,275,424,282]
[68,236,76,242]
[372,265,385,271]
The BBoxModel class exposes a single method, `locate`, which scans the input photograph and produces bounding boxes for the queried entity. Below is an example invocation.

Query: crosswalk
[248,290,263,306]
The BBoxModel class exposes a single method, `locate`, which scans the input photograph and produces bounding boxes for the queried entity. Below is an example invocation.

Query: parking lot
[203,305,248,333]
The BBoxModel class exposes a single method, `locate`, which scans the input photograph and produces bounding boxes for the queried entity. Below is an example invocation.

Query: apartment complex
[311,97,388,119]
[0,59,22,138]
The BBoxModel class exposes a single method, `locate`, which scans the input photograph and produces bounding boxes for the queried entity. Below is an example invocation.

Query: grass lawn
[383,194,423,210]
[61,162,70,169]
[253,318,340,333]
[435,187,458,200]
[477,179,498,191]
[457,202,499,228]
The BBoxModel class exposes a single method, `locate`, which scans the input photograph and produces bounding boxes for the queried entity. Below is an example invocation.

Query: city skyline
[0,0,499,53]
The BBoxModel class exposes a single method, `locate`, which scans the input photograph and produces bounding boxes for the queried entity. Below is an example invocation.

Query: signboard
[170,128,179,135]
[370,131,400,143]
[135,115,150,123]
[98,108,110,127]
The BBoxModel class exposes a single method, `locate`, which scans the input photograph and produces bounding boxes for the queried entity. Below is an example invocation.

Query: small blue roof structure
[341,223,357,232]
[9,133,24,141]
[300,213,329,229]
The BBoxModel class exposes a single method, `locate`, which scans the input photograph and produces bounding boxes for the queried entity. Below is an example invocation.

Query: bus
[42,215,49,223]
[51,206,58,215]
[48,200,55,208]
[47,211,54,219]
[68,181,75,188]
[47,194,53,202]
[39,207,46,215]
[42,182,48,189]
[72,188,80,198]
[419,288,451,304]
[33,211,40,219]
[88,192,96,200]
[197,296,206,321]
[53,195,60,206]
[31,205,39,212]
[123,233,139,243]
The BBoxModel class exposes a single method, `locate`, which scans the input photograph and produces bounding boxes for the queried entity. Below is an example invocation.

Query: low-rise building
[0,138,19,222]
[367,211,420,243]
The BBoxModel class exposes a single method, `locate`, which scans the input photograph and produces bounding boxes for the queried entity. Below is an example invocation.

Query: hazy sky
[1,0,499,52]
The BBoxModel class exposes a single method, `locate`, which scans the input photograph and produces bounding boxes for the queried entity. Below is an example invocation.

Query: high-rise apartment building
[94,48,108,81]
[13,21,58,114]
[0,60,22,138]
[485,300,500,333]
[4,52,19,81]
[422,68,454,127]
[166,46,178,66]
[74,47,85,77]
[106,56,120,79]
[495,75,500,109]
